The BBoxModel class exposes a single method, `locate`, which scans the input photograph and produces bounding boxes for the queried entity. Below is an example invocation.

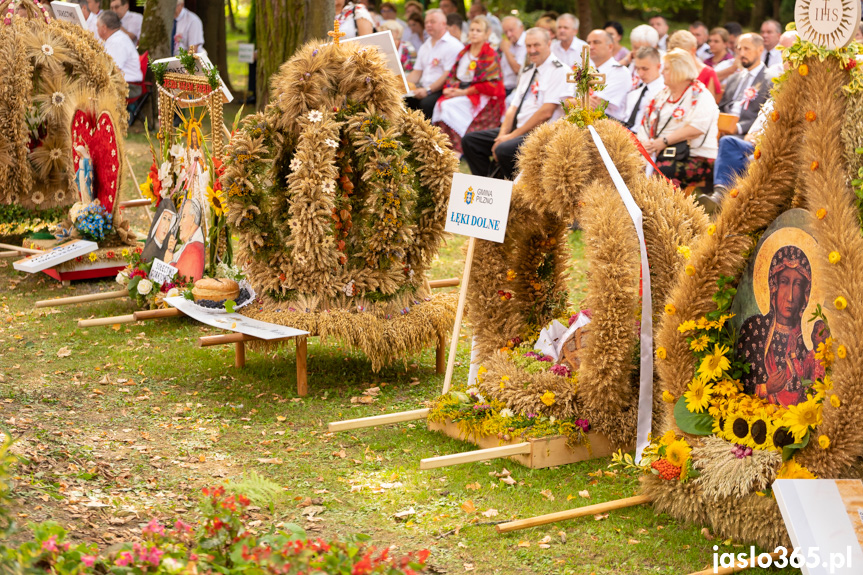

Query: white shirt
[714,59,736,86]
[404,28,424,53]
[500,31,526,90]
[729,62,765,114]
[415,32,462,90]
[509,54,573,128]
[593,57,631,122]
[551,37,589,69]
[762,47,781,68]
[657,34,668,51]
[86,11,99,40]
[173,7,205,55]
[623,76,664,131]
[120,10,143,44]
[696,43,712,62]
[336,2,374,39]
[104,30,143,82]
[637,82,719,159]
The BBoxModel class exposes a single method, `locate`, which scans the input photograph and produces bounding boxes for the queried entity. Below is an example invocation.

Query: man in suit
[623,47,663,133]
[717,33,770,137]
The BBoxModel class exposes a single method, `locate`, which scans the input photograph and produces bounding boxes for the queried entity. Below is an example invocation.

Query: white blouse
[455,52,477,83]
[637,80,719,159]
[336,3,374,39]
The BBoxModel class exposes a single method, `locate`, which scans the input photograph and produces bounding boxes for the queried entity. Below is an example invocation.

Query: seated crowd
[336,0,825,209]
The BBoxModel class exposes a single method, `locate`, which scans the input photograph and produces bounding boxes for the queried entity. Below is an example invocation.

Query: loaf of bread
[192,277,240,302]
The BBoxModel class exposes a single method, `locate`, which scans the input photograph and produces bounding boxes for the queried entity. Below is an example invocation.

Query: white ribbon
[587,125,654,463]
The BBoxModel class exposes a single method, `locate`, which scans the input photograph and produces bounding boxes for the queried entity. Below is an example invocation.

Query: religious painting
[731,209,831,406]
[165,197,205,282]
[140,198,178,264]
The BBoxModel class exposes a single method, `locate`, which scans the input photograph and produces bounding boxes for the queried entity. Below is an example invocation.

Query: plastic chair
[127,51,151,127]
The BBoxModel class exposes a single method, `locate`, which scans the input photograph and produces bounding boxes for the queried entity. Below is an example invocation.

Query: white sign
[795,0,860,49]
[342,31,410,94]
[148,258,178,286]
[13,239,98,273]
[444,173,512,243]
[238,43,255,64]
[151,54,234,103]
[165,296,309,341]
[774,479,863,574]
[51,1,86,27]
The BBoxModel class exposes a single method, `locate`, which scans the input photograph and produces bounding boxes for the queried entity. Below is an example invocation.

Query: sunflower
[660,429,677,446]
[689,335,710,352]
[781,399,822,442]
[665,439,691,468]
[698,343,731,382]
[727,414,752,447]
[540,390,555,406]
[677,320,696,333]
[206,185,226,216]
[748,417,771,449]
[776,458,816,480]
[714,379,740,396]
[684,379,713,413]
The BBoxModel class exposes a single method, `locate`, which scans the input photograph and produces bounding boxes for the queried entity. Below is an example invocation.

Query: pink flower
[41,535,59,553]
[143,518,165,537]
[174,519,193,534]
[81,555,97,567]
[115,551,133,566]
[145,547,164,567]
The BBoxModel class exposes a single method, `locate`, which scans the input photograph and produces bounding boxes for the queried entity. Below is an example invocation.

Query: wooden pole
[435,332,446,374]
[441,236,476,395]
[328,408,430,432]
[78,314,137,328]
[420,442,531,470]
[296,336,308,397]
[119,199,152,209]
[687,552,783,575]
[495,495,653,533]
[429,277,460,289]
[0,243,43,255]
[235,340,245,368]
[198,332,257,347]
[0,250,21,258]
[36,289,128,308]
[133,308,184,321]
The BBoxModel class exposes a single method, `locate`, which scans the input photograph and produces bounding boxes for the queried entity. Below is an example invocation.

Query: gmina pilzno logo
[464,186,474,205]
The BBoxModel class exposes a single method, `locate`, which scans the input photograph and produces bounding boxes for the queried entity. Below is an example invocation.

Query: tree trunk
[256,0,304,108]
[701,0,722,28]
[304,0,334,43]
[750,0,767,29]
[722,0,737,25]
[197,1,235,93]
[577,0,591,39]
[226,0,240,33]
[139,0,176,60]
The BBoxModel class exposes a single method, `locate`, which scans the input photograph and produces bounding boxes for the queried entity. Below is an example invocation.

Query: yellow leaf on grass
[540,489,554,501]
[112,324,122,331]
[461,500,476,513]
[57,347,72,358]
[517,541,530,548]
[578,490,590,499]
[465,482,481,490]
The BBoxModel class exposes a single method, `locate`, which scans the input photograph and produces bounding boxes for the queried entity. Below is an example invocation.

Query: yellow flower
[698,344,731,382]
[707,224,716,236]
[828,251,841,264]
[656,347,667,360]
[689,335,710,352]
[677,320,696,333]
[781,399,823,442]
[139,176,157,203]
[835,296,848,310]
[88,252,98,262]
[665,304,676,315]
[818,434,830,449]
[685,265,695,276]
[696,317,710,330]
[677,245,691,259]
[714,379,739,396]
[660,429,677,446]
[777,458,815,480]
[477,366,487,376]
[665,439,691,468]
[684,379,714,413]
[816,208,827,220]
[830,394,841,408]
[815,338,834,368]
[206,185,226,217]
[662,390,675,403]
[506,269,517,281]
[799,63,809,76]
[837,345,846,359]
[121,248,130,257]
[540,390,556,406]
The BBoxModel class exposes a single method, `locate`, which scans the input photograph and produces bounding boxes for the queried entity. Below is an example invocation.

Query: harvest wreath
[639,40,863,549]
[222,38,459,371]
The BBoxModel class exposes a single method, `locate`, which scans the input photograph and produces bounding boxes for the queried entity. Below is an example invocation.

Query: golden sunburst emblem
[794,0,860,49]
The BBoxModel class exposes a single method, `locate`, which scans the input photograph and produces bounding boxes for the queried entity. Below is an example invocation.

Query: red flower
[846,59,857,71]
[135,247,143,254]
[106,251,115,259]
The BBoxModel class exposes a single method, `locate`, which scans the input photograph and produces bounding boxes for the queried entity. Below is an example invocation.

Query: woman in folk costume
[736,246,824,406]
[432,15,505,154]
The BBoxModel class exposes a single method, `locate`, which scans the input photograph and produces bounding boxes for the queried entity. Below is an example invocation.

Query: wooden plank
[328,408,430,432]
[36,289,128,308]
[133,308,185,321]
[420,442,531,470]
[78,314,136,328]
[296,336,308,397]
[441,236,475,394]
[429,277,459,289]
[496,495,653,533]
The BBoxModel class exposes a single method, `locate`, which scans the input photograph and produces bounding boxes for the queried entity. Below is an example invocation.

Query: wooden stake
[235,340,245,368]
[198,332,258,347]
[435,333,446,374]
[328,408,430,432]
[78,314,136,328]
[420,442,531,470]
[0,242,43,255]
[495,495,652,533]
[119,199,152,209]
[687,552,783,575]
[441,236,476,395]
[428,277,460,289]
[36,289,128,308]
[133,308,184,321]
[0,250,21,258]
[296,336,308,397]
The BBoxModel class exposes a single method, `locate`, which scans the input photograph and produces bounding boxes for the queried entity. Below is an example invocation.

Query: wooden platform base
[426,418,617,469]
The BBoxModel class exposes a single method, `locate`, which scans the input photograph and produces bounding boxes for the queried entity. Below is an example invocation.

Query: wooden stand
[495,494,652,533]
[425,418,619,470]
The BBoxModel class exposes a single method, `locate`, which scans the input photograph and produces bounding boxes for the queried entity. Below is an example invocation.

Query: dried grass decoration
[430,118,708,451]
[640,40,863,550]
[0,1,127,211]
[222,39,459,371]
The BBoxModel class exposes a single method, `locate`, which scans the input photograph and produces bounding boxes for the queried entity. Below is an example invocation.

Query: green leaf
[673,395,714,436]
[224,299,236,313]
[782,429,811,462]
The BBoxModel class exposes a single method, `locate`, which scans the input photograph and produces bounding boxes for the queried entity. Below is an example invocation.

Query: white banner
[148,258,179,286]
[51,1,86,27]
[13,239,98,273]
[165,296,308,341]
[444,173,512,243]
[587,125,653,463]
[238,43,255,64]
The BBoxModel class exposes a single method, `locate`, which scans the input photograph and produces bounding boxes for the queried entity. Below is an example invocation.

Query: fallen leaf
[394,507,415,520]
[111,324,122,331]
[538,535,551,544]
[57,347,71,358]
[301,505,324,517]
[256,457,284,464]
[540,489,554,501]
[628,539,640,545]
[517,541,530,548]
[578,490,590,499]
[538,543,551,549]
[558,531,567,543]
[463,563,474,572]
[594,513,609,521]
[481,508,498,518]
[276,416,287,422]
[701,527,716,540]
[465,482,481,491]
[499,476,516,486]
[332,449,347,459]
[460,500,476,514]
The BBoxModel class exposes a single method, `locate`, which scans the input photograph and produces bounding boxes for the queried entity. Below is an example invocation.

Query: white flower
[324,138,338,148]
[41,44,53,56]
[169,144,184,158]
[31,191,44,204]
[165,287,179,298]
[466,387,479,396]
[137,279,153,295]
[499,408,515,418]
[307,110,323,122]
[158,160,173,190]
[54,189,66,202]
[433,143,444,155]
[50,91,65,107]
[322,180,336,194]
[49,148,62,160]
[290,157,303,171]
[116,271,130,286]
[343,280,355,297]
